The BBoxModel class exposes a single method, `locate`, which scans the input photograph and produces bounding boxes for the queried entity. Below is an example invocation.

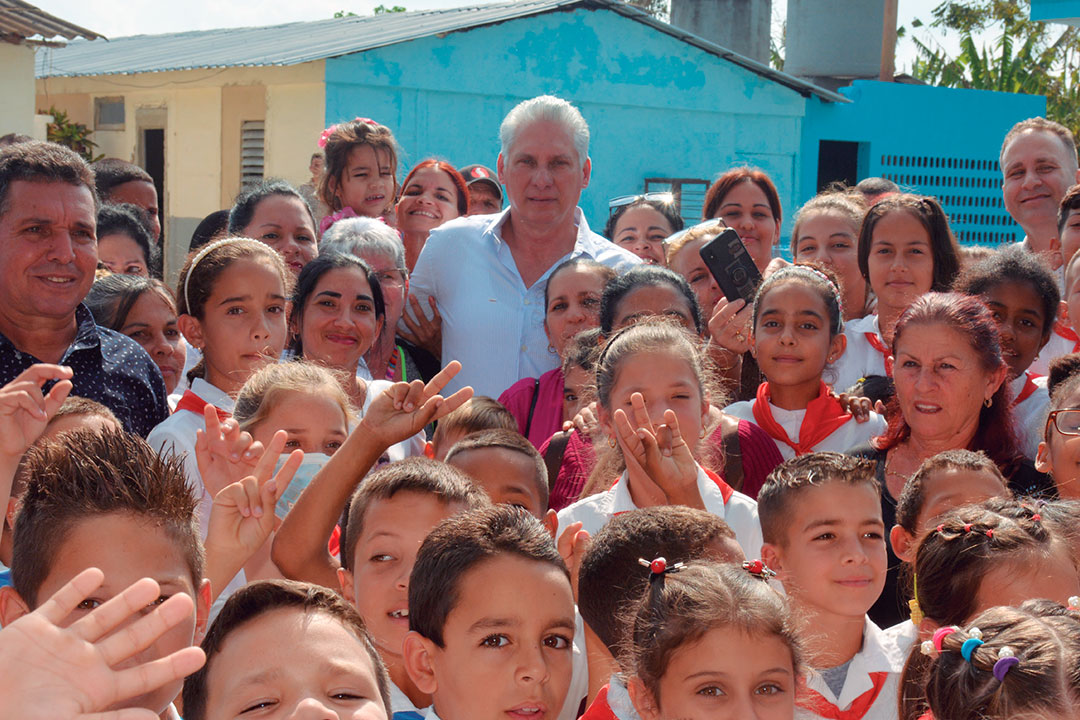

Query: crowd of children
[11,103,1080,720]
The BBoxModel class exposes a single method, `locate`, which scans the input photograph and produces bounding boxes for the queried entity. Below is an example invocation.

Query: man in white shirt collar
[1002,117,1080,275]
[409,95,639,396]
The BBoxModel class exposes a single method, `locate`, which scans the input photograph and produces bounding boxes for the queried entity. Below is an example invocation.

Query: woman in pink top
[498,259,616,447]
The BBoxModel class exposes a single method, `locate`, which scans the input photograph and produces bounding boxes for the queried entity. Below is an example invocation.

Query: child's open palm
[0,364,73,459]
[614,393,704,510]
[361,360,473,447]
[194,405,265,497]
[0,568,206,720]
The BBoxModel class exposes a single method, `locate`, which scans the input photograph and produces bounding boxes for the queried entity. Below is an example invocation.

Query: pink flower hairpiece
[317,118,379,149]
[319,206,359,235]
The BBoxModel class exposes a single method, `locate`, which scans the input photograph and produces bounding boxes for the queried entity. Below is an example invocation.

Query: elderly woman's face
[357,251,406,328]
[891,322,1006,444]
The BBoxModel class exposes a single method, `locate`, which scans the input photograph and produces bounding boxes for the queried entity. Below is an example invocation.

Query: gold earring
[608,436,617,448]
[984,397,992,408]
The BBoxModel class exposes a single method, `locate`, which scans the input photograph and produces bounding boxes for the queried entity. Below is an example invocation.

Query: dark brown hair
[182,579,392,720]
[702,167,782,225]
[408,505,568,647]
[757,452,879,546]
[953,245,1059,338]
[85,273,176,333]
[622,561,800,704]
[12,429,202,607]
[899,498,1068,719]
[1049,353,1080,403]
[91,157,153,199]
[340,457,487,571]
[444,428,549,511]
[318,119,400,212]
[0,140,96,217]
[579,507,738,654]
[924,600,1080,720]
[857,194,961,293]
[894,449,1008,534]
[876,293,1020,471]
[430,396,518,447]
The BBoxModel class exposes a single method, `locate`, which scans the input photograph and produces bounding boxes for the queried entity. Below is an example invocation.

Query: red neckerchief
[1011,372,1039,409]
[174,390,230,422]
[610,467,734,506]
[752,381,852,456]
[864,331,894,376]
[1055,320,1080,352]
[579,684,617,720]
[797,671,890,720]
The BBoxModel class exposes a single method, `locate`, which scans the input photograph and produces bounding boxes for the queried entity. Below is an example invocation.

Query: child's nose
[286,696,338,719]
[515,643,550,686]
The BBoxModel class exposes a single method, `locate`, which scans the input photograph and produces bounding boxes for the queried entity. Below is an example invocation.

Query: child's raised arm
[272,361,473,587]
[0,364,73,548]
[0,568,206,720]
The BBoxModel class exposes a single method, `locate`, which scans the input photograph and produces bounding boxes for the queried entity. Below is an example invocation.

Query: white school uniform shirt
[795,617,907,720]
[831,315,889,394]
[146,378,246,613]
[557,463,763,561]
[723,399,887,461]
[1010,372,1050,461]
[388,680,428,720]
[409,207,640,397]
[1031,321,1080,376]
[560,608,589,720]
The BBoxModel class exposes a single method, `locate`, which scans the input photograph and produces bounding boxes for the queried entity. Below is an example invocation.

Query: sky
[35,0,1003,72]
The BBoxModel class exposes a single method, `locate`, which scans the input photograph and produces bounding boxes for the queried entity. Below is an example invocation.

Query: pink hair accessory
[318,124,338,149]
[319,206,359,234]
[354,117,377,125]
[932,626,958,653]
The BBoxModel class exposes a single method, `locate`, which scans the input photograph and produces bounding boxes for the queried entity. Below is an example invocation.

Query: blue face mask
[274,452,332,519]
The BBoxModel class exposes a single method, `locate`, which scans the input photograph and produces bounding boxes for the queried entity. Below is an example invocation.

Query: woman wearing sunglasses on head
[603,192,683,265]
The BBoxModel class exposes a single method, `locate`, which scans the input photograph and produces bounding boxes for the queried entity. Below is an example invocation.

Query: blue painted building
[35,0,1048,265]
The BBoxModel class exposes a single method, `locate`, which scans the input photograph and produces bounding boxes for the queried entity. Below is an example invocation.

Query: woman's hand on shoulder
[398,295,443,359]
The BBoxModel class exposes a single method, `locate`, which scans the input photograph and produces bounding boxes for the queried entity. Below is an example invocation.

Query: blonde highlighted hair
[233,361,355,433]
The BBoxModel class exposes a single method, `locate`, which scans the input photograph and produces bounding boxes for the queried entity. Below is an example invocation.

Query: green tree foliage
[38,106,101,163]
[908,1,1080,138]
[332,5,404,18]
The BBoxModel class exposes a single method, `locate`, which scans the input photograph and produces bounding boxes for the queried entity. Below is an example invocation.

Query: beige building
[37,64,325,277]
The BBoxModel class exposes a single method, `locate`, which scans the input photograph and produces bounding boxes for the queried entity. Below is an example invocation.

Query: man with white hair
[409,95,639,396]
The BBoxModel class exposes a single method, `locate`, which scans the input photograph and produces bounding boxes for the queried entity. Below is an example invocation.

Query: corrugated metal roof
[1,0,101,42]
[34,0,845,102]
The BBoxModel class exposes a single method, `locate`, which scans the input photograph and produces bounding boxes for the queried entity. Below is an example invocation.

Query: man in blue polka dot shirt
[0,141,168,436]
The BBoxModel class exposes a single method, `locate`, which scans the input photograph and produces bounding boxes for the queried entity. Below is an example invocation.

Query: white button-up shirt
[409,207,639,397]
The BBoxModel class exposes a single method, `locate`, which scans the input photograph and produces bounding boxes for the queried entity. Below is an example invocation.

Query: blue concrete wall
[802,81,1046,246]
[1031,0,1080,24]
[325,7,809,234]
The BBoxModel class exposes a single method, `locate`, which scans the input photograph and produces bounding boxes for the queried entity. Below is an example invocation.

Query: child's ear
[828,332,847,364]
[760,542,784,574]
[0,585,31,626]
[597,404,615,443]
[337,567,356,607]
[178,314,204,351]
[627,675,661,720]
[402,630,439,695]
[890,525,915,563]
[496,153,506,186]
[194,579,212,641]
[543,509,558,541]
[1036,439,1054,475]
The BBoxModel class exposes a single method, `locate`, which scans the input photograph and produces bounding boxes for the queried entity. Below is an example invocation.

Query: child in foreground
[403,505,576,720]
[623,561,800,720]
[758,452,903,720]
[182,579,392,720]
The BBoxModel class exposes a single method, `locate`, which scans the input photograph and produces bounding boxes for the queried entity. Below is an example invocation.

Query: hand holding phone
[698,228,764,306]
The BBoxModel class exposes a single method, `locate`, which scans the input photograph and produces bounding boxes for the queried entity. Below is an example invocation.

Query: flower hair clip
[742,559,777,580]
[318,124,338,148]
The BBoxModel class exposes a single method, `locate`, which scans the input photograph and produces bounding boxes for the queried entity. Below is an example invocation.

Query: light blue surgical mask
[274,452,332,519]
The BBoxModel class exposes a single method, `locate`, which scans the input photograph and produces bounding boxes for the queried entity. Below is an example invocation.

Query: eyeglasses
[374,268,407,288]
[608,192,675,216]
[1046,408,1080,438]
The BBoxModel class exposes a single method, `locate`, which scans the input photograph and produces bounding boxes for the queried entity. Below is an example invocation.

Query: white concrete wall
[0,43,36,136]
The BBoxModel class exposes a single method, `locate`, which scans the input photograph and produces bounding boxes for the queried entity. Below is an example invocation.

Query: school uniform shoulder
[721,399,755,423]
[557,487,616,538]
[832,314,887,393]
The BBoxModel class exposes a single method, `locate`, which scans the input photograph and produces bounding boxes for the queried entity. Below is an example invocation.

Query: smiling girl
[319,118,400,232]
[831,195,961,393]
[394,159,469,271]
[724,264,885,460]
[229,180,319,277]
[790,190,871,320]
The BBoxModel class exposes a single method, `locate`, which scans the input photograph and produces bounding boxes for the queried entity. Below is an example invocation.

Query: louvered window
[241,121,265,189]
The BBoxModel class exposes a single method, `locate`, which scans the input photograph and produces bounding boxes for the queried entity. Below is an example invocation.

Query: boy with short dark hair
[0,428,211,720]
[759,452,901,720]
[183,578,392,720]
[403,505,576,720]
[427,395,518,460]
[577,506,745,720]
[445,428,549,517]
[91,157,161,242]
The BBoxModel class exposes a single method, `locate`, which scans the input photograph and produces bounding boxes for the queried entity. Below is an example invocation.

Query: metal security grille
[241,120,265,190]
[880,154,1017,247]
[644,178,711,225]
